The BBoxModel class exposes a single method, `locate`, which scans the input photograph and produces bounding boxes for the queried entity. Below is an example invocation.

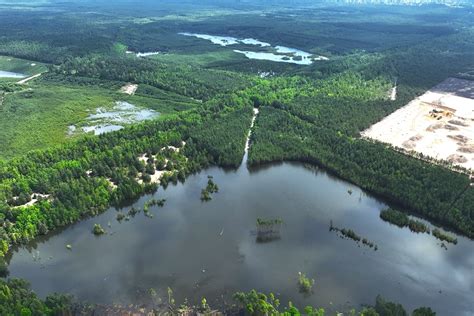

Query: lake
[179,33,328,65]
[7,157,473,315]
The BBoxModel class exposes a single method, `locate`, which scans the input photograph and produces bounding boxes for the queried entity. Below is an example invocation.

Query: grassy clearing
[0,55,47,75]
[149,50,246,68]
[0,82,197,160]
[0,83,115,159]
[132,84,200,112]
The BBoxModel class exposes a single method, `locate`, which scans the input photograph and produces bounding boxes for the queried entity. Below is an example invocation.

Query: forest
[0,0,473,314]
[0,278,437,315]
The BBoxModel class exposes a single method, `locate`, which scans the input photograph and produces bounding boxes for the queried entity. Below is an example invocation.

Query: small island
[92,224,106,235]
[201,176,219,201]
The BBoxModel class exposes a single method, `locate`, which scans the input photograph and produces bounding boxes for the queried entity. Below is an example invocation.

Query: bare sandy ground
[362,78,474,171]
[17,73,42,84]
[390,86,397,101]
[136,141,186,184]
[13,193,50,208]
[120,83,138,95]
[245,108,259,153]
[106,178,118,190]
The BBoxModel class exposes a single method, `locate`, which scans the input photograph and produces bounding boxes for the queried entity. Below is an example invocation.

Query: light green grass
[0,82,197,159]
[149,50,246,67]
[0,55,47,76]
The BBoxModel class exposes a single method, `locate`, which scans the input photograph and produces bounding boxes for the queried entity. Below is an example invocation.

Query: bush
[92,224,106,235]
[0,257,9,278]
[412,307,436,316]
[297,272,315,294]
[45,293,74,315]
[432,229,457,245]
[375,295,407,316]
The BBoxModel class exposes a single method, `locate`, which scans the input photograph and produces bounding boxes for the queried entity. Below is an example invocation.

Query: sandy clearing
[245,108,259,153]
[138,154,149,164]
[17,73,43,84]
[13,193,51,209]
[106,178,118,189]
[120,83,138,95]
[161,141,186,153]
[136,142,186,184]
[390,86,397,101]
[362,78,474,172]
[136,170,169,185]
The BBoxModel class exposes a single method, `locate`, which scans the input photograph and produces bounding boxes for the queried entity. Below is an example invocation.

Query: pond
[0,70,26,78]
[179,32,328,65]
[69,101,159,136]
[7,158,473,314]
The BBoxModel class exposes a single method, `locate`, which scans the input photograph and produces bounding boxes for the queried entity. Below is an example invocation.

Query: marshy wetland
[70,101,159,136]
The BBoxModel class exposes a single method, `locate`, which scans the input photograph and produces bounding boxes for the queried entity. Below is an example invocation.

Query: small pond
[69,101,159,136]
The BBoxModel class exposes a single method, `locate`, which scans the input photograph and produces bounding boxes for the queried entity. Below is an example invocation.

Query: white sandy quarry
[362,78,474,171]
[120,83,138,95]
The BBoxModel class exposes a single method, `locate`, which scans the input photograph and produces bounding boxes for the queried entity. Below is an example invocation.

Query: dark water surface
[8,162,474,315]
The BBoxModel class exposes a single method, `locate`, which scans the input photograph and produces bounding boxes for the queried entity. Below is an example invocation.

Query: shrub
[92,224,106,235]
[297,272,315,294]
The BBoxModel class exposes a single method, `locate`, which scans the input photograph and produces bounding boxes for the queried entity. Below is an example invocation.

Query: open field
[0,55,47,75]
[362,77,474,171]
[0,82,197,159]
[149,50,247,67]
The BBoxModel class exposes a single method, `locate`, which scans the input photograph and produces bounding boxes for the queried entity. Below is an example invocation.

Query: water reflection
[7,163,474,315]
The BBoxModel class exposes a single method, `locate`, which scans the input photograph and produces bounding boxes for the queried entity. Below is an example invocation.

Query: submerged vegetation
[201,176,219,201]
[380,209,458,247]
[92,224,106,235]
[232,290,434,316]
[432,229,458,245]
[297,272,315,294]
[380,209,429,234]
[256,218,283,242]
[0,279,436,316]
[330,221,378,250]
[143,198,166,218]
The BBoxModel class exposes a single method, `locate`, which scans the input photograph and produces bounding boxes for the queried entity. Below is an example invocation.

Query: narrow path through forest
[17,72,44,84]
[242,107,259,165]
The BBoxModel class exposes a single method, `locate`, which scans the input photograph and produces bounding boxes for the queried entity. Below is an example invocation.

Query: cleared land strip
[17,72,43,84]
